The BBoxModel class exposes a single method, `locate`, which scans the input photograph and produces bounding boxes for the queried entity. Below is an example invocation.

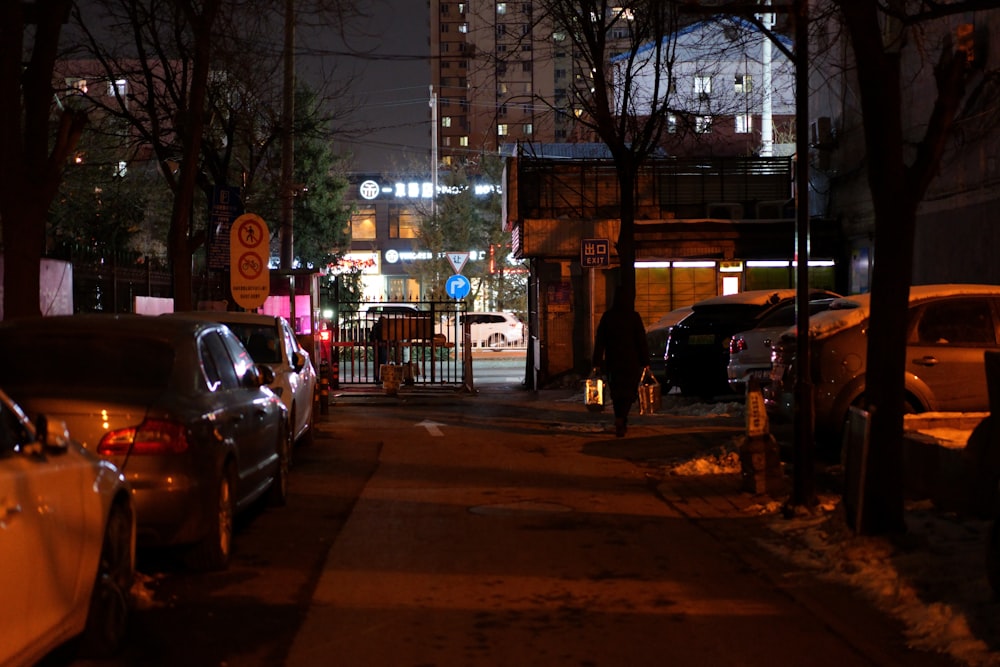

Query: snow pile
[758,497,1000,666]
[670,446,742,475]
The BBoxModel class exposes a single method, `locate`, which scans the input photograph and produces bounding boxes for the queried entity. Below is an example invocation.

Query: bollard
[331,350,340,390]
[319,361,330,415]
[739,377,782,494]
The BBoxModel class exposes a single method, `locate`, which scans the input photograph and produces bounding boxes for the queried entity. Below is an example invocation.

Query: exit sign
[581,238,610,268]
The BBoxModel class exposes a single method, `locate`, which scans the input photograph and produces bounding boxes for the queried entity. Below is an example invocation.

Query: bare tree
[0,0,86,319]
[532,1,686,298]
[831,0,985,535]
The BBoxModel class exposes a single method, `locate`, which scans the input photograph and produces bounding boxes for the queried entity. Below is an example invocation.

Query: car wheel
[79,501,134,658]
[269,422,291,507]
[186,464,235,571]
[488,333,506,348]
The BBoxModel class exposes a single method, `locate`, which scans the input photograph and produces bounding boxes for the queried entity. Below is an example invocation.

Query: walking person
[592,285,650,437]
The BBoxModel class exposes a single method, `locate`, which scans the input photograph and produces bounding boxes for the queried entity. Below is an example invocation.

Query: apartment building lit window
[694,75,711,95]
[498,82,509,94]
[734,74,752,93]
[497,2,507,14]
[459,22,468,33]
[523,123,533,135]
[735,114,752,134]
[498,124,508,136]
[389,206,420,239]
[350,208,376,240]
[442,116,452,127]
[667,113,678,133]
[67,78,88,94]
[695,116,712,133]
[459,136,469,146]
[108,79,127,97]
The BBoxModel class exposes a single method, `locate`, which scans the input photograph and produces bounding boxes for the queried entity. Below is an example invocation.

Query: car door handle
[913,355,939,366]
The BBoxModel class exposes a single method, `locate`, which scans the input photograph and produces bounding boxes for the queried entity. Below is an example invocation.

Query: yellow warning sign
[230,213,270,309]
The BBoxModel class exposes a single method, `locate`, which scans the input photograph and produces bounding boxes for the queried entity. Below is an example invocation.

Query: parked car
[0,387,135,666]
[439,311,526,348]
[0,314,289,571]
[727,296,840,391]
[180,311,317,447]
[768,284,1000,443]
[645,306,693,388]
[664,289,840,399]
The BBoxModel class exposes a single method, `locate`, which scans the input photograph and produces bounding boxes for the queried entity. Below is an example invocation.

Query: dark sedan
[0,314,289,570]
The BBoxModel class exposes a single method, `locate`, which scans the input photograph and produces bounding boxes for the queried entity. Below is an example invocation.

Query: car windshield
[684,304,769,328]
[0,332,174,390]
[223,323,282,364]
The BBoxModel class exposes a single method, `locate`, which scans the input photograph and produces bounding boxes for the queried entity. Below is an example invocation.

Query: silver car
[768,285,1000,443]
[179,312,317,447]
[0,314,289,570]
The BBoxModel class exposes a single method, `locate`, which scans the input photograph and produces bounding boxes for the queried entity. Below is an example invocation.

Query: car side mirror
[292,350,306,372]
[34,414,70,452]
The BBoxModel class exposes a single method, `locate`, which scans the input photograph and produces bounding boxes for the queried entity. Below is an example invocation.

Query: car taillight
[730,336,747,354]
[97,419,189,456]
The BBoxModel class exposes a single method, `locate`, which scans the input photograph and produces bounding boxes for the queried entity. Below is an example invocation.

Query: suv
[665,289,840,399]
[439,311,525,348]
[768,284,1000,443]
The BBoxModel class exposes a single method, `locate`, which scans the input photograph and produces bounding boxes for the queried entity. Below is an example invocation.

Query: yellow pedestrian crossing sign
[446,252,469,274]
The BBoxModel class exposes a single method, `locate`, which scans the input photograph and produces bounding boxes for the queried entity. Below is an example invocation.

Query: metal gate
[329,300,468,387]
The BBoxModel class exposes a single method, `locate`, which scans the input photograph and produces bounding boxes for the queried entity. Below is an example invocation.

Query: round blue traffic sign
[445,274,471,300]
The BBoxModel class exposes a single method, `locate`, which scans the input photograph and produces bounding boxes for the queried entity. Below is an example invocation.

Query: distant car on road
[439,311,526,348]
[0,387,135,666]
[0,314,289,571]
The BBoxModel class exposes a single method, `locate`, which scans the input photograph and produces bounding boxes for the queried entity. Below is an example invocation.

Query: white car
[184,311,318,447]
[0,388,135,666]
[439,311,526,348]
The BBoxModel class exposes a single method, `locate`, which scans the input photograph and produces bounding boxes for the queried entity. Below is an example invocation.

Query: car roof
[176,310,283,326]
[0,313,223,340]
[692,289,838,309]
[647,306,693,333]
[803,284,1000,340]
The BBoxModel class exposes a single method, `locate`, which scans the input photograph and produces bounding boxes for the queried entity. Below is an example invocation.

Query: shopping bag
[638,366,661,415]
[585,368,605,412]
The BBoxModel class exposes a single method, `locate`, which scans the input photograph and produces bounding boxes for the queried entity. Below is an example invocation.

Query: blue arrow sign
[445,274,471,300]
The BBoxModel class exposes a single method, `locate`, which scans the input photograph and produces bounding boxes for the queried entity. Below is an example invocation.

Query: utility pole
[760,1,774,157]
[790,0,816,509]
[280,0,295,270]
[430,85,438,217]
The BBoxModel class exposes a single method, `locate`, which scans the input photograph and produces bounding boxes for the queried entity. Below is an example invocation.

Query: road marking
[417,420,445,436]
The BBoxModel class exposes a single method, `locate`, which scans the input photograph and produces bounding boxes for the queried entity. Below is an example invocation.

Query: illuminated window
[459,22,469,33]
[389,206,421,239]
[695,116,712,133]
[694,75,711,95]
[735,114,752,134]
[734,74,752,93]
[459,136,469,146]
[350,208,376,240]
[442,116,452,127]
[497,2,507,14]
[523,123,533,135]
[497,124,508,136]
[667,113,677,134]
[108,79,127,97]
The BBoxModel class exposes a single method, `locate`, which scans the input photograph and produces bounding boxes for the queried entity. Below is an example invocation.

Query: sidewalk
[297,384,993,666]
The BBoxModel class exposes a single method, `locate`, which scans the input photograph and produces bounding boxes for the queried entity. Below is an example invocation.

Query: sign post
[230,213,270,310]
